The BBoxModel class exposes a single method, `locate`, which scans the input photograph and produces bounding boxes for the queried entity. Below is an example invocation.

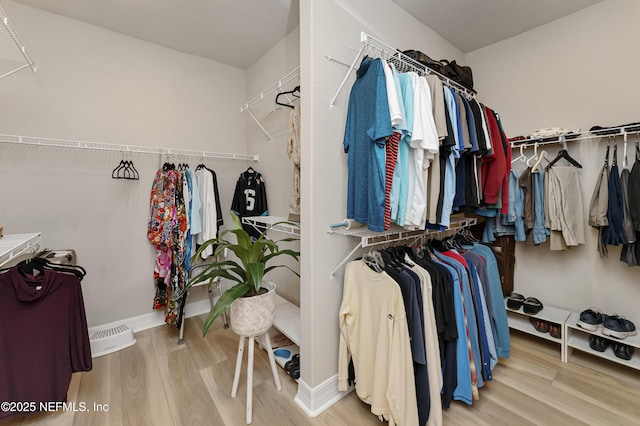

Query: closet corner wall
[243,24,302,394]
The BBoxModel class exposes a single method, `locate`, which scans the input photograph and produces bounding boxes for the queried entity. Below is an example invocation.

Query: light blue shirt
[443,87,461,159]
[392,73,414,225]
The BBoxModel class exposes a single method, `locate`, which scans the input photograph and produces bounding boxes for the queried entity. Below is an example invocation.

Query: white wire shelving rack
[328,216,477,279]
[0,134,259,162]
[240,66,300,140]
[326,32,476,110]
[0,232,41,267]
[241,216,300,237]
[510,125,640,148]
[0,4,36,80]
[510,125,640,169]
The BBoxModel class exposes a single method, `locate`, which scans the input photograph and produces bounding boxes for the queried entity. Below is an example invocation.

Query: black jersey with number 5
[231,169,268,238]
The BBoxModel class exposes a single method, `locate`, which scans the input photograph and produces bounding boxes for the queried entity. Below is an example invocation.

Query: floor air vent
[89,323,136,358]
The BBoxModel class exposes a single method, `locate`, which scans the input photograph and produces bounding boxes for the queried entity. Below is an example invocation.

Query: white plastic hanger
[531,150,549,173]
[511,144,526,164]
[526,143,539,167]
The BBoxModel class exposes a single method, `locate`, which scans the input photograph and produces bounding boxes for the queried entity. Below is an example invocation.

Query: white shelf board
[507,312,562,344]
[273,294,301,346]
[566,311,640,349]
[242,216,300,236]
[505,299,572,325]
[0,232,41,267]
[566,329,640,370]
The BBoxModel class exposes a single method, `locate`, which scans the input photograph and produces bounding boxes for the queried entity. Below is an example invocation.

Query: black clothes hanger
[0,257,87,282]
[275,85,300,109]
[385,246,414,268]
[545,148,582,170]
[380,250,403,273]
[122,161,139,180]
[33,257,87,281]
[112,160,126,179]
[112,150,140,180]
[426,238,448,253]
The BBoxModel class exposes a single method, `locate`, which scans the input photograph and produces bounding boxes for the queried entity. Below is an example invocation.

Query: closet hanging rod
[240,66,300,112]
[510,126,640,148]
[328,32,475,110]
[328,216,477,279]
[239,66,300,140]
[0,134,259,162]
[0,4,37,80]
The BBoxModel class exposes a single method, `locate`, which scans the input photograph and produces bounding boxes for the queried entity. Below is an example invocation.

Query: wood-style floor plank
[119,332,173,426]
[4,317,640,425]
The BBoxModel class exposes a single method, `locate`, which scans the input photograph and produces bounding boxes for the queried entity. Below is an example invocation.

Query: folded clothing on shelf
[590,122,640,135]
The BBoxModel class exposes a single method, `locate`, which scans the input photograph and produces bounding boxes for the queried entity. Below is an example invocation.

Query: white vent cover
[89,323,136,358]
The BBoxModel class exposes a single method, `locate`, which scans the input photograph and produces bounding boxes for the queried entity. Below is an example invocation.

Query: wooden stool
[231,331,281,424]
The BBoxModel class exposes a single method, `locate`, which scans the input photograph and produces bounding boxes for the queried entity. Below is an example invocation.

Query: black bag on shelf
[440,59,474,90]
[401,49,446,75]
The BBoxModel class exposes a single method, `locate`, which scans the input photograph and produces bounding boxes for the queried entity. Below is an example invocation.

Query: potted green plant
[188,212,300,337]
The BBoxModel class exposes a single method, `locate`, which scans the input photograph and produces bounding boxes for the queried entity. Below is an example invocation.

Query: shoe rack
[505,299,640,370]
[563,312,640,370]
[505,299,571,359]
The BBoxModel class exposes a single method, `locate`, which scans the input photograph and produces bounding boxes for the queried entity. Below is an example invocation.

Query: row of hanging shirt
[485,141,586,250]
[590,136,640,265]
[147,162,223,327]
[343,57,512,233]
[338,234,510,426]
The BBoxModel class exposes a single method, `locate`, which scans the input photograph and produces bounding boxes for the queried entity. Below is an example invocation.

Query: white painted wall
[300,0,464,389]
[466,0,640,320]
[245,28,301,306]
[0,0,249,328]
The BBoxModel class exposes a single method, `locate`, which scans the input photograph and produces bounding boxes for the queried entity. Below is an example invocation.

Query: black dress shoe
[614,343,635,360]
[589,335,610,352]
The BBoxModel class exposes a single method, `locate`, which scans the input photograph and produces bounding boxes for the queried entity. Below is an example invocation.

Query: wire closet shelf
[0,4,36,80]
[240,66,300,140]
[327,32,476,110]
[510,125,640,148]
[0,134,259,162]
[328,216,477,279]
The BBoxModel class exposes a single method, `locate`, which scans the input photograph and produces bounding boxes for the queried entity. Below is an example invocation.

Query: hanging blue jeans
[532,170,549,244]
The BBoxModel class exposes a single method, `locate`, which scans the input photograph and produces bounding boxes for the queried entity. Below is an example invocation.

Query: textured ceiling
[391,0,602,53]
[9,0,602,67]
[10,0,299,69]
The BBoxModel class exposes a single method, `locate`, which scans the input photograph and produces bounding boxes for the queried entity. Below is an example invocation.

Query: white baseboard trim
[294,374,351,417]
[89,298,213,334]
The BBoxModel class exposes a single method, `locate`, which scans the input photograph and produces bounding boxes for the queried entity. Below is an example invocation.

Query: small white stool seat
[231,331,281,424]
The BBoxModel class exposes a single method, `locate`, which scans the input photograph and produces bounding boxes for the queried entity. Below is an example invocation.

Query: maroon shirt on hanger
[0,268,92,420]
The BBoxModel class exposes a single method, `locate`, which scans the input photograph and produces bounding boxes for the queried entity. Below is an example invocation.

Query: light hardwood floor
[4,316,640,425]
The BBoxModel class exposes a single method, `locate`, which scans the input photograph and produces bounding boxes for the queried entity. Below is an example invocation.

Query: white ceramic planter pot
[229,281,276,337]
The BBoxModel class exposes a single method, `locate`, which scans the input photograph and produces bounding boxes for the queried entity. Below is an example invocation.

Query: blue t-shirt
[392,72,414,226]
[344,58,393,231]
